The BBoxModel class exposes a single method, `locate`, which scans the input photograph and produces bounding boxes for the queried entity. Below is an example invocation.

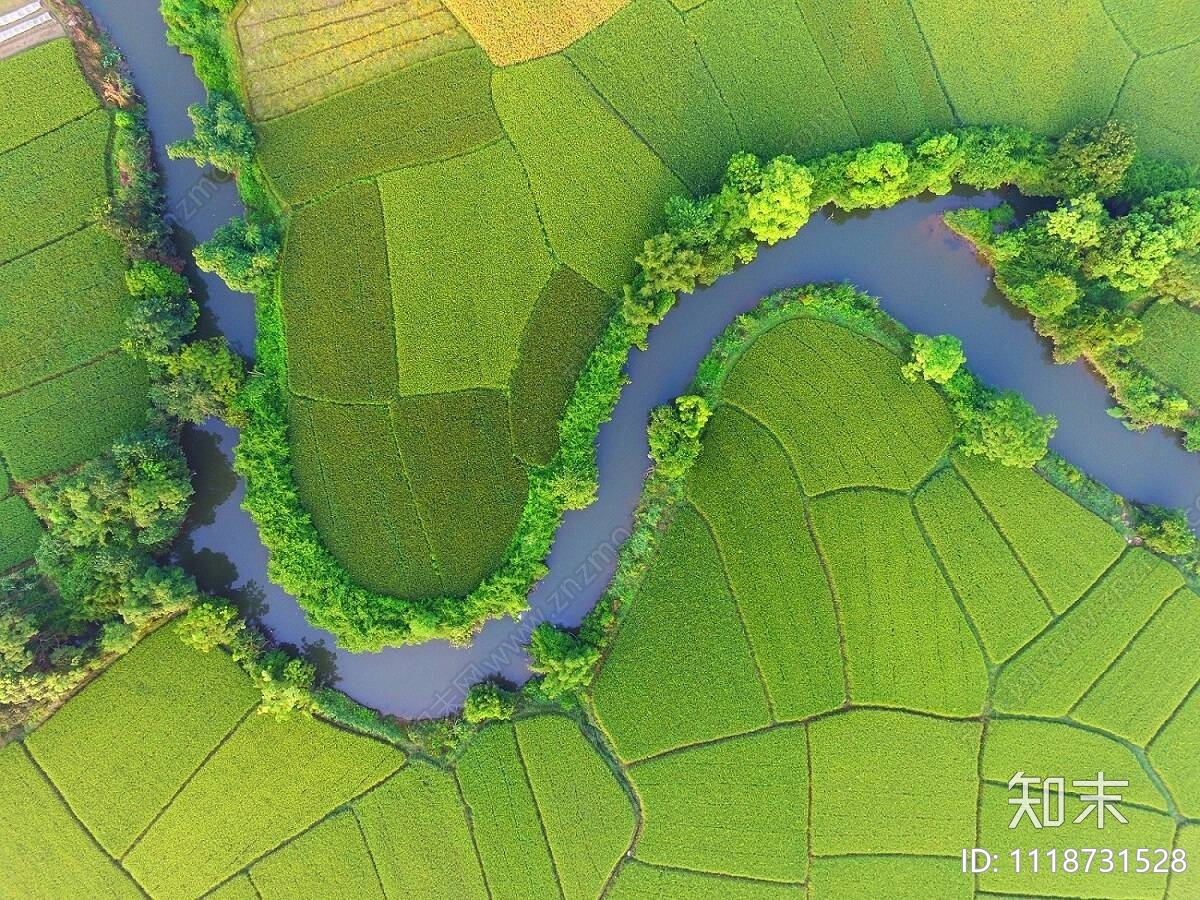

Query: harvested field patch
[392,389,528,597]
[722,319,953,495]
[0,743,140,899]
[591,505,771,762]
[910,0,1132,135]
[687,0,859,161]
[255,48,501,205]
[797,0,953,144]
[123,713,403,900]
[25,627,259,856]
[629,726,808,882]
[0,226,132,396]
[281,181,397,402]
[493,54,685,294]
[809,709,980,856]
[516,715,635,900]
[567,0,739,191]
[0,108,110,264]
[0,493,40,570]
[378,139,553,395]
[914,468,1051,662]
[1071,588,1200,745]
[992,550,1182,717]
[0,38,97,154]
[0,352,150,482]
[953,451,1126,612]
[442,0,629,66]
[686,405,844,720]
[354,761,488,899]
[288,396,442,599]
[508,266,614,466]
[250,811,384,899]
[455,724,560,900]
[1131,301,1200,405]
[982,718,1166,811]
[808,489,988,715]
[235,0,473,119]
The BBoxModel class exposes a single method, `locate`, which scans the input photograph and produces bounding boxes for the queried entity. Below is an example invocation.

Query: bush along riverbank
[1,2,268,737]
[524,283,1200,705]
[944,125,1200,440]
[158,2,1178,654]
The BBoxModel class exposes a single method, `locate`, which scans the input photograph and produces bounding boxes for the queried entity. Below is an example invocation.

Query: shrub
[167,95,257,173]
[462,683,517,724]
[175,601,243,654]
[194,217,280,293]
[1135,506,1199,557]
[647,395,712,480]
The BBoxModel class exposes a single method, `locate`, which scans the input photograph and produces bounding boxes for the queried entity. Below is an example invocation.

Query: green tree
[745,155,813,243]
[1135,506,1198,556]
[842,141,911,208]
[647,395,712,480]
[194,218,280,293]
[150,338,246,424]
[176,601,245,653]
[956,390,1057,467]
[463,682,517,724]
[167,94,256,173]
[1044,121,1135,198]
[902,333,965,384]
[526,623,600,698]
[255,650,316,721]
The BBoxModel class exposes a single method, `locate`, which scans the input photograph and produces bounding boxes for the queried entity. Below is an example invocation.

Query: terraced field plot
[0,38,149,569]
[235,0,1200,648]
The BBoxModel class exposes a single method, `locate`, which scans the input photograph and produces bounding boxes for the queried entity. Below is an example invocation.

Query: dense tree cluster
[462,682,517,724]
[902,333,965,385]
[167,95,256,174]
[193,217,281,294]
[646,395,712,480]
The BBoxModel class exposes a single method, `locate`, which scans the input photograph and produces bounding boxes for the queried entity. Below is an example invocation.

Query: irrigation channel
[90,0,1200,718]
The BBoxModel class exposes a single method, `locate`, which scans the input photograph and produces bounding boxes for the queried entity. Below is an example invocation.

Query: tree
[745,155,813,243]
[1135,506,1198,556]
[1044,121,1135,198]
[526,623,600,698]
[842,141,911,208]
[150,338,246,424]
[902,333,965,384]
[194,218,280,293]
[647,395,712,479]
[176,601,245,653]
[463,682,517,724]
[167,94,256,173]
[956,390,1057,467]
[255,650,316,720]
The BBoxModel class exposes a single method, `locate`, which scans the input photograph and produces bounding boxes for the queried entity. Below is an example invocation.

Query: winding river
[88,0,1200,718]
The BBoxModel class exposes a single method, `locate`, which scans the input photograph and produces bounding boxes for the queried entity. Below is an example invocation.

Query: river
[87,0,1200,719]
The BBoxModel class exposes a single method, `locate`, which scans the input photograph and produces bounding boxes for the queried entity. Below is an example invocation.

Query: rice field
[722,319,953,495]
[1117,43,1200,164]
[1103,0,1200,54]
[24,627,259,856]
[628,726,808,882]
[0,39,97,153]
[1148,687,1200,817]
[235,0,474,119]
[1131,301,1200,405]
[608,862,805,898]
[810,856,969,900]
[249,812,384,899]
[0,493,41,570]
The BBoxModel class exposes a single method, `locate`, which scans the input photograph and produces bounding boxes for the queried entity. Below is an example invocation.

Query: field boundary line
[621,858,807,888]
[990,711,1178,817]
[1096,0,1139,55]
[19,742,151,897]
[900,0,960,124]
[788,0,862,145]
[910,494,993,671]
[1139,34,1200,59]
[1108,56,1137,120]
[686,498,778,720]
[717,400,852,702]
[452,769,495,900]
[0,220,92,272]
[350,805,389,899]
[200,760,404,898]
[561,54,693,191]
[119,705,256,861]
[0,105,99,157]
[670,0,745,150]
[1064,586,1180,721]
[950,458,1056,617]
[512,727,568,900]
[989,549,1130,685]
[0,344,123,404]
[388,402,448,587]
[805,721,815,883]
[239,0,405,43]
[1146,677,1200,751]
[813,851,961,861]
[974,717,988,893]
[487,123,559,268]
